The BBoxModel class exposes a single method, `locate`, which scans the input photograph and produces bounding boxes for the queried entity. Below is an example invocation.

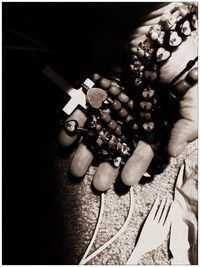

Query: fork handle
[126,246,142,265]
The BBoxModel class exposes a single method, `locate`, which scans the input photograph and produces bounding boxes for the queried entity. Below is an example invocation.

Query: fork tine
[163,201,174,229]
[160,198,171,225]
[155,197,166,222]
[147,195,160,220]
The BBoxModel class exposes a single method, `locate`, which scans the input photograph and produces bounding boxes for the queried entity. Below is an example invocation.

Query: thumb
[168,118,197,157]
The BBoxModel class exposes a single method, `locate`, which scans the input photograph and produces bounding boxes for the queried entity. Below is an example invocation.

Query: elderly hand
[58,3,197,191]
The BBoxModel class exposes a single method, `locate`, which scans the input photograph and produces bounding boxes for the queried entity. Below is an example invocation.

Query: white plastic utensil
[127,195,173,264]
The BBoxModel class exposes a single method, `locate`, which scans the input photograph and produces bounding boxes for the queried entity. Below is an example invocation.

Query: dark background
[2,2,164,264]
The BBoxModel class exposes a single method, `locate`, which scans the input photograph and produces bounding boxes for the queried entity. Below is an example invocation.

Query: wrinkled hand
[58,4,197,192]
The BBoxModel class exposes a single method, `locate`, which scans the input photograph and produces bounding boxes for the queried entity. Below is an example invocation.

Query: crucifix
[43,65,94,115]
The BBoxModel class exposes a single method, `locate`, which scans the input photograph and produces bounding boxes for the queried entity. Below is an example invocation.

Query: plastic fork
[126,195,173,264]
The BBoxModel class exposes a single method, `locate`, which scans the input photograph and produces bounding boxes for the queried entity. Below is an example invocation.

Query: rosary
[45,2,198,185]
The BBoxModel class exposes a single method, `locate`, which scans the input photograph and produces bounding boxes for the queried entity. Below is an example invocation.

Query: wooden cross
[43,65,94,115]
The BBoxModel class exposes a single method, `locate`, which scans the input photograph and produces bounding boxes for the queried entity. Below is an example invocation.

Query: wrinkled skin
[59,3,197,191]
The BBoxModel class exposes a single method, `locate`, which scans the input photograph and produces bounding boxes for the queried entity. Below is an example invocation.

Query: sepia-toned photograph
[3,2,198,265]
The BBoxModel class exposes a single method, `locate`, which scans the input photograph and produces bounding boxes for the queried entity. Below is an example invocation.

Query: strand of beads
[127,2,197,146]
[79,76,139,168]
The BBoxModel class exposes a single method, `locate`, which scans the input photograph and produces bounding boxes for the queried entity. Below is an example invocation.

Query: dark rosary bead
[106,133,112,140]
[111,100,122,111]
[64,120,79,135]
[117,142,122,150]
[108,120,118,130]
[127,99,134,110]
[91,73,101,82]
[99,149,109,156]
[115,126,122,136]
[125,115,134,123]
[109,85,121,96]
[96,124,102,131]
[140,101,152,111]
[96,137,104,147]
[142,88,155,100]
[118,92,129,103]
[100,112,111,123]
[132,123,139,131]
[118,108,128,118]
[99,77,112,89]
[140,112,151,121]
[100,133,107,141]
[90,121,96,128]
[121,135,127,142]
[108,139,116,149]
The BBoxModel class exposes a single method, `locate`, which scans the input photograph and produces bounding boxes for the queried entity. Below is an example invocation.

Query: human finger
[93,162,119,192]
[168,84,197,157]
[121,140,154,186]
[70,143,93,177]
[58,108,87,147]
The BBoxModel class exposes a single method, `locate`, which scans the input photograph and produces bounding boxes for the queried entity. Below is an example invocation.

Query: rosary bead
[99,149,109,156]
[111,100,122,111]
[117,142,122,150]
[151,32,159,41]
[115,126,122,136]
[174,79,190,96]
[140,112,151,121]
[100,133,108,141]
[99,77,112,89]
[91,73,101,82]
[90,121,96,128]
[121,143,130,156]
[181,20,191,36]
[140,101,152,111]
[113,157,122,168]
[130,46,137,54]
[137,47,145,57]
[133,123,139,130]
[99,129,106,138]
[144,70,158,81]
[108,120,118,130]
[109,85,121,96]
[142,88,155,99]
[101,112,112,123]
[121,135,127,142]
[64,120,78,135]
[96,124,102,131]
[143,122,154,132]
[96,138,104,147]
[125,115,134,123]
[127,99,134,110]
[186,67,198,85]
[108,139,116,149]
[118,92,129,103]
[87,87,108,109]
[106,133,112,140]
[169,31,182,47]
[118,108,128,118]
